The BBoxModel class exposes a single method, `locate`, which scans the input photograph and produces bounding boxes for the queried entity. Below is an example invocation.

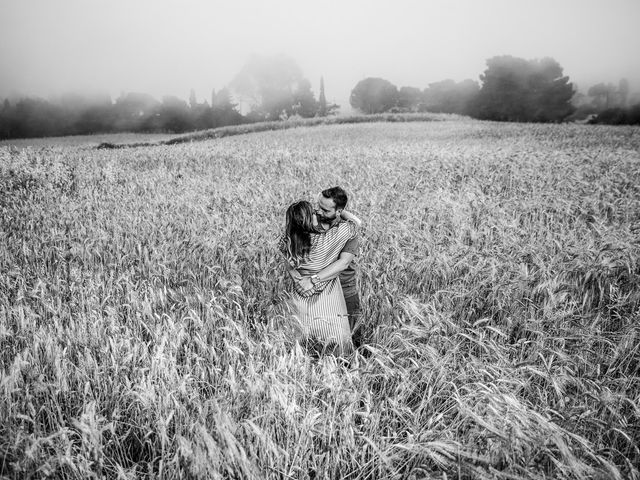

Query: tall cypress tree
[318,77,327,116]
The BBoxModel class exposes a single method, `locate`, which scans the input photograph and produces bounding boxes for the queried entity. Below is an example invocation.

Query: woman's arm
[294,211,362,297]
[286,264,302,281]
[340,209,362,226]
[297,250,356,296]
[297,252,351,296]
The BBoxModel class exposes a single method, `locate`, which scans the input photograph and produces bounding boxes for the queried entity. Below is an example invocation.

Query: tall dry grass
[1,121,639,479]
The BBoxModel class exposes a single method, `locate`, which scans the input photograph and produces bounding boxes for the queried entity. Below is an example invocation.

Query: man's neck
[320,218,340,231]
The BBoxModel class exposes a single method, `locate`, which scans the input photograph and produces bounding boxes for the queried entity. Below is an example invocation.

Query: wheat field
[1,120,639,479]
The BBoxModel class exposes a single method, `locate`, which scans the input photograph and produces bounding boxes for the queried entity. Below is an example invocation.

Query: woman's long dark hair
[284,201,321,267]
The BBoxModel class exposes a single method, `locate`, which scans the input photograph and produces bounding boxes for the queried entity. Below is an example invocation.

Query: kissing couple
[279,187,363,357]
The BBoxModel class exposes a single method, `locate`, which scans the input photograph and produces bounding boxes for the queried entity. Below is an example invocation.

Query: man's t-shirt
[336,220,360,298]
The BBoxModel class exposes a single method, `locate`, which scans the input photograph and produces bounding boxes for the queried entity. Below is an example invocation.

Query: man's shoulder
[337,218,360,232]
[342,228,360,257]
[322,218,353,231]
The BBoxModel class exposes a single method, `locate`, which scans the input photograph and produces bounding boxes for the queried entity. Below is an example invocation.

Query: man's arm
[340,209,362,226]
[311,231,359,284]
[315,251,355,282]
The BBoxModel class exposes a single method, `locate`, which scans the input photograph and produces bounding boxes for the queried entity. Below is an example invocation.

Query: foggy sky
[1,0,639,109]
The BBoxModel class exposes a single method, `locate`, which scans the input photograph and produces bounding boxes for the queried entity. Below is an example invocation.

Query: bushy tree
[587,83,614,110]
[157,95,191,132]
[113,92,160,131]
[10,98,62,138]
[212,88,243,127]
[291,79,318,118]
[62,92,113,134]
[186,90,214,131]
[471,56,575,122]
[397,86,422,111]
[350,77,398,114]
[587,81,630,110]
[230,54,317,120]
[73,102,115,134]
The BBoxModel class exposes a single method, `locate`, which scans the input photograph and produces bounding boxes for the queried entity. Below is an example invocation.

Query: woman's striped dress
[284,221,357,356]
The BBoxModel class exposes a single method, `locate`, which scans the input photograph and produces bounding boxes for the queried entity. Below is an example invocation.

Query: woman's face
[300,207,317,232]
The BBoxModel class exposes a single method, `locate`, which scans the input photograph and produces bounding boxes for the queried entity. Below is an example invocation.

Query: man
[289,186,363,349]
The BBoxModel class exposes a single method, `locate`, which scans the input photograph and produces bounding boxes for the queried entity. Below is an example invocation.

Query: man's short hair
[321,186,348,210]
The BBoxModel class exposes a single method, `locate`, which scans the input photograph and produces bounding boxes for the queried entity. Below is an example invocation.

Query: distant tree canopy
[347,58,577,122]
[568,78,637,123]
[422,79,479,114]
[0,70,336,140]
[230,54,320,120]
[0,55,341,139]
[113,92,159,131]
[5,52,637,139]
[471,56,575,122]
[291,78,318,118]
[585,80,631,111]
[211,88,244,128]
[397,86,422,111]
[581,78,640,125]
[350,78,399,114]
[0,89,246,140]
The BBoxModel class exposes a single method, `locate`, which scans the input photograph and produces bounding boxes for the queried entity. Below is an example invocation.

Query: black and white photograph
[1,0,639,478]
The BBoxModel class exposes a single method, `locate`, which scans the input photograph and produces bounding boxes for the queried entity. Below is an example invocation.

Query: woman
[279,200,360,357]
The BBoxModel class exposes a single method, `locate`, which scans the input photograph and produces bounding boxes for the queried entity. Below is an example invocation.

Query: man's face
[316,195,340,223]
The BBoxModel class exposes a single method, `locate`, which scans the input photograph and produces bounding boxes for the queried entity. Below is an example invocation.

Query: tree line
[0,54,339,140]
[1,54,638,140]
[0,89,245,140]
[350,55,640,124]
